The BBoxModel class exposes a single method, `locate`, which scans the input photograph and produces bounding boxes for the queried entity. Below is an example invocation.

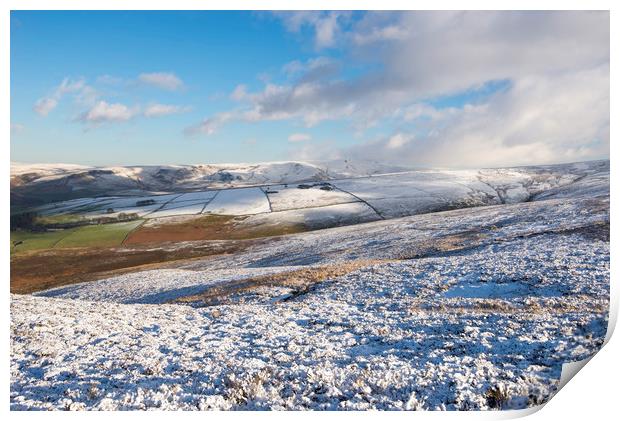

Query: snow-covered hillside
[10,162,91,177]
[10,160,412,207]
[10,160,610,410]
[16,160,609,231]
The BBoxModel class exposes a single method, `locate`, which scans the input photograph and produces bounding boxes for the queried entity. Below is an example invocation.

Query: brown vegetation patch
[10,238,269,294]
[124,214,308,245]
[561,221,609,242]
[172,260,378,306]
[408,297,608,316]
[395,231,488,260]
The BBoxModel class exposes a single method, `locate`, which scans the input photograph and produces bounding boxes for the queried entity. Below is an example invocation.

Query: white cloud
[33,78,93,116]
[265,11,607,129]
[184,112,235,136]
[314,13,339,48]
[288,133,312,143]
[275,11,351,49]
[80,101,139,124]
[338,65,609,167]
[33,97,58,116]
[143,103,190,118]
[138,72,184,91]
[230,85,248,101]
[352,24,409,45]
[190,11,608,167]
[386,133,411,149]
[282,57,340,84]
[33,74,192,126]
[400,103,459,122]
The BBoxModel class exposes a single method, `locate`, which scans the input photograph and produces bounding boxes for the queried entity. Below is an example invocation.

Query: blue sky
[10,11,609,167]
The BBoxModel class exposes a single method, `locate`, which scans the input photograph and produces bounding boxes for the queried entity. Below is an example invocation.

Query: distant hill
[10,160,412,208]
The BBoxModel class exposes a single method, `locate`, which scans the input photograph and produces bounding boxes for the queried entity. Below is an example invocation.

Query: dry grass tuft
[486,384,510,409]
[394,231,488,260]
[172,260,379,306]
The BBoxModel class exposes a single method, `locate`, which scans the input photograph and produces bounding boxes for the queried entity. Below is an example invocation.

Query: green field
[55,220,144,248]
[10,229,75,254]
[10,220,144,254]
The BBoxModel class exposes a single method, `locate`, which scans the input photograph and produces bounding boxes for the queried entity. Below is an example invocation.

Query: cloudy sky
[11,11,609,167]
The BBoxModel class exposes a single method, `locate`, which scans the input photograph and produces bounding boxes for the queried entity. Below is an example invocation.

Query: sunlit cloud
[79,101,140,124]
[138,72,184,91]
[143,103,191,118]
[33,78,93,116]
[288,133,312,143]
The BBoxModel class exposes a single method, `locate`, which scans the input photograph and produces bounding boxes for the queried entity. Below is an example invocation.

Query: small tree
[136,199,156,206]
[10,211,38,230]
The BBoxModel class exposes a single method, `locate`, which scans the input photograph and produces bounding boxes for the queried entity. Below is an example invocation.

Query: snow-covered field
[263,183,358,212]
[145,191,219,218]
[10,160,610,410]
[83,194,182,218]
[202,188,271,216]
[241,202,380,231]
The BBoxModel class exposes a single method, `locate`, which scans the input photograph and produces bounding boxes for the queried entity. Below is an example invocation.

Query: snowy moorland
[10,160,610,410]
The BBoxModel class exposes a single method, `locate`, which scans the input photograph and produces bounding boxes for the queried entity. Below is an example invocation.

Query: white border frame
[3,1,616,419]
